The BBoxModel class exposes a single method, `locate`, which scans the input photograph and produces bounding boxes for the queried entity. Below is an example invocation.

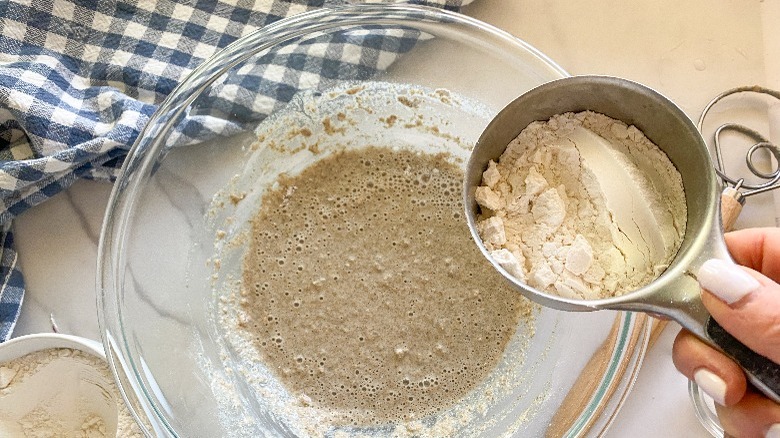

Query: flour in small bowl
[0,348,143,438]
[475,111,686,299]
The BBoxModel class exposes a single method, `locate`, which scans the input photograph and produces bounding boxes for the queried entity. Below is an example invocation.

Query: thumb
[698,258,780,364]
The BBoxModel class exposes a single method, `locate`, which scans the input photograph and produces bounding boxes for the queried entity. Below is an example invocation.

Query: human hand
[673,228,780,438]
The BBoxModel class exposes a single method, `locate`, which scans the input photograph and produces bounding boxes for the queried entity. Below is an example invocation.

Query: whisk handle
[720,187,744,232]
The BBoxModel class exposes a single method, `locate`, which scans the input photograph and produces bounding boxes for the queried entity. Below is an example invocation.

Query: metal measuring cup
[464,75,780,402]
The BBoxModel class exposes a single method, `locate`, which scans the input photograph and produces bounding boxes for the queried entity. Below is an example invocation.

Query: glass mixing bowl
[97,4,651,437]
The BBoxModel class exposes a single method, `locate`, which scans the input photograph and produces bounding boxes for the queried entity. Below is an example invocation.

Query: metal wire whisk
[697,86,780,231]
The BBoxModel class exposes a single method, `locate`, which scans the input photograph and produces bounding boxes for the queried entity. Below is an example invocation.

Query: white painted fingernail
[698,259,760,304]
[694,368,727,406]
[766,423,780,438]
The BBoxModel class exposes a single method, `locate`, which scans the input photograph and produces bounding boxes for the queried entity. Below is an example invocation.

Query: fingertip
[698,259,760,305]
[693,367,726,405]
[671,329,748,406]
[767,423,780,438]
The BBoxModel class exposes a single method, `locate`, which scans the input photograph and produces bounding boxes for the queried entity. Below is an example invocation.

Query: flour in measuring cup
[475,111,687,299]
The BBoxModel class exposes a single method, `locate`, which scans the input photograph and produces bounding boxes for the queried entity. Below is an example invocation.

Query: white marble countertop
[10,0,780,436]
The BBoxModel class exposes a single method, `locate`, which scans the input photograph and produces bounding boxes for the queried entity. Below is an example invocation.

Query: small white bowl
[0,333,104,360]
[0,333,120,436]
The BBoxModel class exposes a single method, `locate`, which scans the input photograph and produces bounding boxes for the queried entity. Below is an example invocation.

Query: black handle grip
[706,317,780,402]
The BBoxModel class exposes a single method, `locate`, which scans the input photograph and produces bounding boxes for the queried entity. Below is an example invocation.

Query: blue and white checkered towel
[0,0,472,341]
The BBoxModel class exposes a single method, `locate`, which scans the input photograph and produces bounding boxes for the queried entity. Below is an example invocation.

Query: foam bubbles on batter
[240,146,532,425]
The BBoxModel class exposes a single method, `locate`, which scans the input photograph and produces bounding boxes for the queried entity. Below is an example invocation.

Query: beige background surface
[12,1,779,436]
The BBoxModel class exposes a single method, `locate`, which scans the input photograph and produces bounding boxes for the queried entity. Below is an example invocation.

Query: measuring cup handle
[706,317,780,403]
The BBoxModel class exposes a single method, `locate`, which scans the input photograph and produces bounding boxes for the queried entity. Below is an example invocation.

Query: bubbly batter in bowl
[240,146,534,426]
[206,82,549,436]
